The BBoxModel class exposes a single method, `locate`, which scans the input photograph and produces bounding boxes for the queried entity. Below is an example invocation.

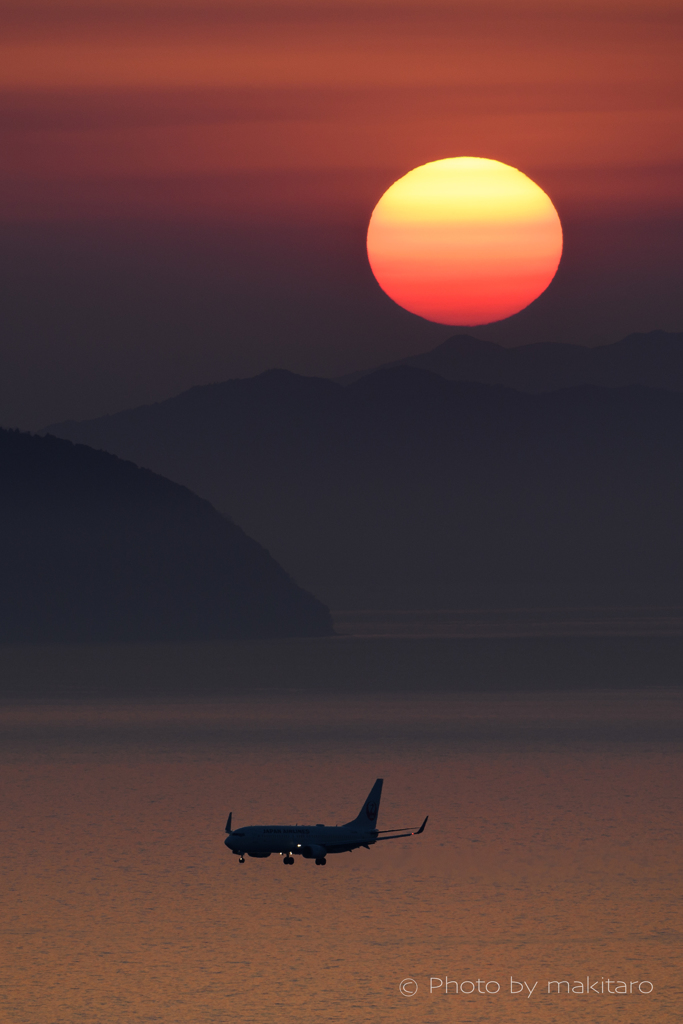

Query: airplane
[224,778,427,866]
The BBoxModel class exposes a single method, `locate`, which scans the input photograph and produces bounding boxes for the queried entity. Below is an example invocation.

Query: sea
[1,610,682,1023]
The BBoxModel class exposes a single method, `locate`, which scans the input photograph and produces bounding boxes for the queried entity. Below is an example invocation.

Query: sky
[0,0,681,429]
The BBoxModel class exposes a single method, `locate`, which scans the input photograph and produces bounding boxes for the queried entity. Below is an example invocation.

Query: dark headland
[0,428,333,641]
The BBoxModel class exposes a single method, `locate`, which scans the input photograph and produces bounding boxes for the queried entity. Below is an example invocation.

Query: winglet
[414,815,428,835]
[225,812,232,834]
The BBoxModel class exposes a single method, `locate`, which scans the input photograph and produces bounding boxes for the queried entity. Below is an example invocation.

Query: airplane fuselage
[225,823,376,858]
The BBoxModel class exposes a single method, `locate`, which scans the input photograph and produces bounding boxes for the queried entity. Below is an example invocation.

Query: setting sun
[366,157,563,325]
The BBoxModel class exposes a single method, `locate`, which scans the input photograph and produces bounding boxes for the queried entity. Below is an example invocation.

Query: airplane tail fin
[344,778,383,829]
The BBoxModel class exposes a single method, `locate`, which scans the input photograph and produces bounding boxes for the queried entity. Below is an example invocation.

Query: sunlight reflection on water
[0,638,681,1023]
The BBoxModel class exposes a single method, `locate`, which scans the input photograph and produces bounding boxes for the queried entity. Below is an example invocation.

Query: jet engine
[301,845,327,860]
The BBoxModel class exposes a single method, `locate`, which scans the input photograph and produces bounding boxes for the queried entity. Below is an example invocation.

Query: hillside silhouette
[0,428,332,640]
[338,330,683,392]
[47,367,683,610]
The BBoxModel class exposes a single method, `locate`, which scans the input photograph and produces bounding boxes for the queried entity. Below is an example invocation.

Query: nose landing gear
[238,856,245,863]
[283,855,295,865]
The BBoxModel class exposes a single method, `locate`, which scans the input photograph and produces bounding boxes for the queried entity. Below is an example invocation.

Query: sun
[366,157,563,326]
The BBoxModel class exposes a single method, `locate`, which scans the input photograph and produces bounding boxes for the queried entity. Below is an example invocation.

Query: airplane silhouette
[224,778,428,866]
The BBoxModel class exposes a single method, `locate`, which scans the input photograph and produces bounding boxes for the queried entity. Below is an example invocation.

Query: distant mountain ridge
[46,366,683,611]
[0,428,332,641]
[337,330,683,392]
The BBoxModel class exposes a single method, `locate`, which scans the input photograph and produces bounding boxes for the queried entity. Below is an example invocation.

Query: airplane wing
[373,816,428,841]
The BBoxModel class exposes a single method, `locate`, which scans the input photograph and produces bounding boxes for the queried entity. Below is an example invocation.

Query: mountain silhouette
[0,428,332,640]
[46,366,683,610]
[338,330,683,392]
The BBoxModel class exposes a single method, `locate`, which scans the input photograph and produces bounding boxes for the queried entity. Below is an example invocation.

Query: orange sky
[0,0,680,221]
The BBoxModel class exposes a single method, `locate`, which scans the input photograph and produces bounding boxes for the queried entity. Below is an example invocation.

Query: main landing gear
[283,856,295,865]
[315,858,327,866]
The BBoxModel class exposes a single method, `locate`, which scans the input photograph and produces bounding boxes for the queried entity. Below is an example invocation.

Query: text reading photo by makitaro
[224,779,428,866]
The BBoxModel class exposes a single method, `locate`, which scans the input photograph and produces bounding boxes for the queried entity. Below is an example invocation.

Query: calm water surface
[1,637,682,1023]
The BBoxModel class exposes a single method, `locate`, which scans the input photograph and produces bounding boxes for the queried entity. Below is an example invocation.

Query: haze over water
[1,624,682,1023]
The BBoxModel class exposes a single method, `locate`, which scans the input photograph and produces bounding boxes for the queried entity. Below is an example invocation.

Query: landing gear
[239,856,245,863]
[284,856,294,865]
[315,858,327,866]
